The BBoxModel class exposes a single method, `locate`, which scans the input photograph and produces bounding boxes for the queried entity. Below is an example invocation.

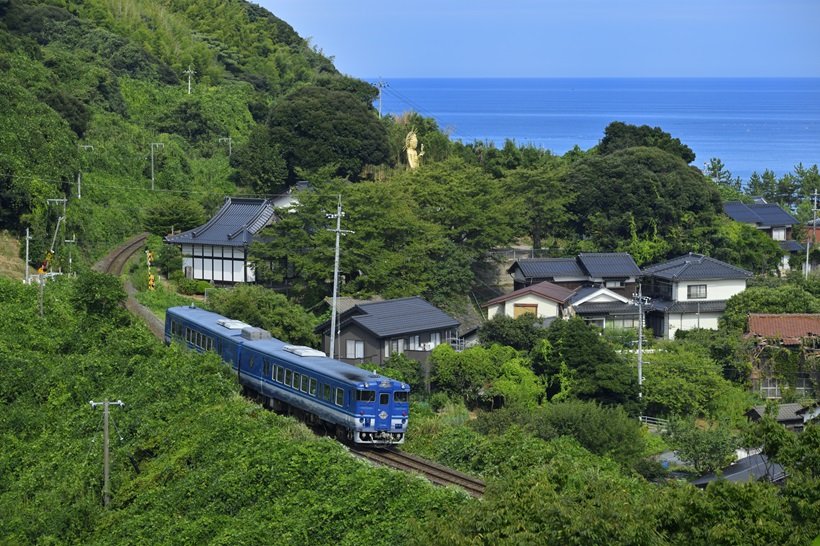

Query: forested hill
[0,0,373,263]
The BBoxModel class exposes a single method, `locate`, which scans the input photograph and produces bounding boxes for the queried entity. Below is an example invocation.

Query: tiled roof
[510,258,584,278]
[642,253,752,281]
[747,403,806,422]
[691,454,786,488]
[650,300,727,314]
[573,302,640,315]
[780,240,805,253]
[317,296,459,338]
[578,253,641,277]
[484,281,575,307]
[724,201,797,227]
[165,197,276,247]
[747,313,820,344]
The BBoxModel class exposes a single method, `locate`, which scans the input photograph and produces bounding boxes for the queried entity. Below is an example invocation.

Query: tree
[142,196,206,235]
[532,317,640,413]
[229,125,288,195]
[598,121,696,163]
[267,85,389,182]
[207,285,318,346]
[479,313,547,352]
[431,344,519,406]
[504,161,574,249]
[722,284,820,331]
[664,416,737,474]
[71,269,127,318]
[704,157,743,200]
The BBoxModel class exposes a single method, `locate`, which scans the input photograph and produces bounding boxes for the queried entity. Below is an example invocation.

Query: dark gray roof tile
[166,197,276,247]
[642,253,752,281]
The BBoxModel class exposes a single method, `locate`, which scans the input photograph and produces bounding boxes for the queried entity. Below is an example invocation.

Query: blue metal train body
[164,305,409,445]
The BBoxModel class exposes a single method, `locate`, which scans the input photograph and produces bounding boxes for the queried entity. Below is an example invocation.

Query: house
[690,453,786,488]
[507,253,641,295]
[165,197,277,283]
[642,253,752,339]
[483,281,575,320]
[746,313,820,399]
[746,403,811,431]
[568,286,642,330]
[724,199,803,272]
[315,296,460,366]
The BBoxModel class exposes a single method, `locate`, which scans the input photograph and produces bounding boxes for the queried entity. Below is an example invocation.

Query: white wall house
[483,281,575,321]
[642,253,752,339]
[165,197,277,284]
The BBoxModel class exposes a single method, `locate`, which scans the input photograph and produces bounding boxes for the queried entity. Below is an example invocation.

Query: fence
[639,415,669,433]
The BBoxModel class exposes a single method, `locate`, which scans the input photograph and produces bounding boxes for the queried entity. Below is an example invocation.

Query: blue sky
[258,0,820,78]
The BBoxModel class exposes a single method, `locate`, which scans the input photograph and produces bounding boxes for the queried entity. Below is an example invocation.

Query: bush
[176,277,211,295]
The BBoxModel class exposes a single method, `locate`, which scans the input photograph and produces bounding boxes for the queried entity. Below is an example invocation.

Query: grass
[0,230,26,281]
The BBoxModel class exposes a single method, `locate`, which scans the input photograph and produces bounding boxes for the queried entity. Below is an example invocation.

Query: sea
[375,78,820,182]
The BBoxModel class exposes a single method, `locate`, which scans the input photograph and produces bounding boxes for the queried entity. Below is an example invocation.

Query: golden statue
[405,130,424,169]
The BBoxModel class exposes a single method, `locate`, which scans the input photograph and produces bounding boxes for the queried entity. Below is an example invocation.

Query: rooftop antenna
[326,195,354,359]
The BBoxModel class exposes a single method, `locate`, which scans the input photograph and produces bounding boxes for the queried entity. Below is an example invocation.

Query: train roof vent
[283,345,326,357]
[241,326,272,340]
[216,318,251,330]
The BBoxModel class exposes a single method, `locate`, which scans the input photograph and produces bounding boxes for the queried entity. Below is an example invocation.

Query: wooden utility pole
[90,400,125,507]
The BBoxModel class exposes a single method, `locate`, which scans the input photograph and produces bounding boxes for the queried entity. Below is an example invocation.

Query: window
[293,372,301,390]
[276,366,284,383]
[407,335,420,351]
[380,393,389,405]
[323,384,332,401]
[285,369,292,387]
[394,391,409,403]
[300,375,308,393]
[687,284,707,299]
[390,338,405,355]
[263,360,271,378]
[309,378,317,396]
[605,280,624,288]
[513,303,538,318]
[356,390,376,402]
[335,387,344,406]
[429,332,441,348]
[346,339,364,359]
[772,227,786,241]
[186,327,191,342]
[759,377,781,399]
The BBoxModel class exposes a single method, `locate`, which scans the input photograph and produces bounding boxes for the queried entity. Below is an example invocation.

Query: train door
[375,382,392,431]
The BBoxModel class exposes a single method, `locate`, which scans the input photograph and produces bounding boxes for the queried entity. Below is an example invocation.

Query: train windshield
[356,390,376,402]
[394,391,409,403]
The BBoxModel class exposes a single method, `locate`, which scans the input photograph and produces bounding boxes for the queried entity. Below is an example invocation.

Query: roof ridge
[191,197,232,238]
[228,199,273,240]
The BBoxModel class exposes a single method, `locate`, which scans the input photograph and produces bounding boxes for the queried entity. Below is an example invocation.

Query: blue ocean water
[377,78,820,181]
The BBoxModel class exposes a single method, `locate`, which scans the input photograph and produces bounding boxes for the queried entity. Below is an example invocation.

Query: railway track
[352,447,486,497]
[97,234,485,496]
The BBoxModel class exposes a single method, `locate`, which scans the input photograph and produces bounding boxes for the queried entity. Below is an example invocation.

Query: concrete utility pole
[375,80,388,118]
[150,142,164,190]
[64,234,76,276]
[326,195,354,360]
[806,189,818,279]
[631,284,651,399]
[90,400,125,507]
[183,65,195,94]
[219,136,232,157]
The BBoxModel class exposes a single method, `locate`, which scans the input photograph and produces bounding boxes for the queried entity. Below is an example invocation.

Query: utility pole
[64,234,76,276]
[631,284,651,399]
[90,400,125,507]
[806,189,817,279]
[78,144,93,199]
[150,142,164,190]
[183,65,195,94]
[375,79,388,118]
[219,136,232,157]
[326,195,354,360]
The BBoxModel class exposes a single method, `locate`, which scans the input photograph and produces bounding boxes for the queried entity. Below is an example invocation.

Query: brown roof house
[746,313,820,400]
[483,281,575,322]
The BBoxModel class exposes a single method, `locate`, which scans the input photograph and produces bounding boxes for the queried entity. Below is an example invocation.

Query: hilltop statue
[405,130,424,169]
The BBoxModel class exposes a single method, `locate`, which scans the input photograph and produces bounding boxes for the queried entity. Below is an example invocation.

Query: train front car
[352,376,410,445]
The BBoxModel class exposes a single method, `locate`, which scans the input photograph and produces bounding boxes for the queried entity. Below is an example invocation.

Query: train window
[263,360,271,378]
[217,339,222,353]
[380,393,389,405]
[323,385,331,401]
[394,391,409,403]
[309,378,317,396]
[185,327,191,342]
[335,388,344,406]
[285,369,292,386]
[356,390,376,402]
[300,375,308,393]
[195,332,201,348]
[276,366,284,383]
[205,337,212,351]
[293,372,300,389]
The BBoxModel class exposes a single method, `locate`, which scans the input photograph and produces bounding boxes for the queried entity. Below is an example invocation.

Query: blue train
[164,305,409,445]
